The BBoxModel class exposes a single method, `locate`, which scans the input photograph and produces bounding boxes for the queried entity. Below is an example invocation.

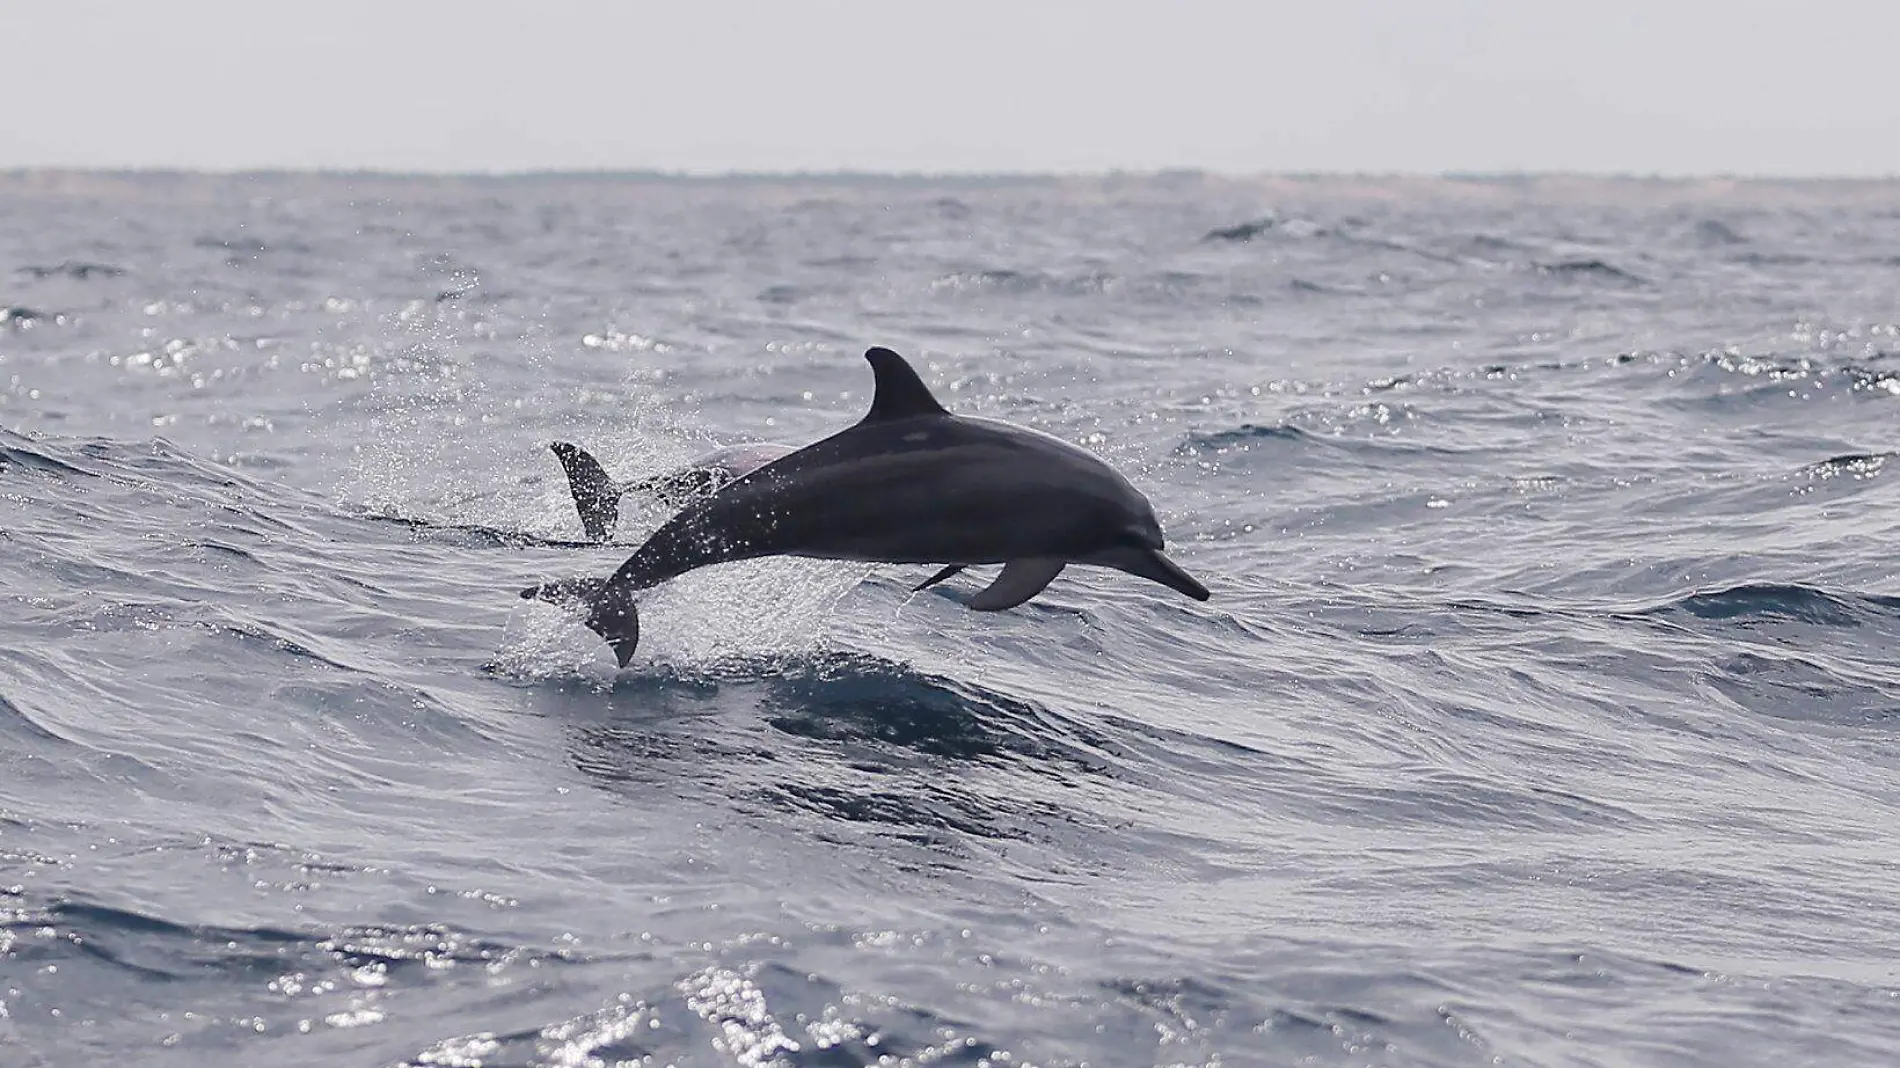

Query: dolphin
[522,346,1209,667]
[548,440,798,542]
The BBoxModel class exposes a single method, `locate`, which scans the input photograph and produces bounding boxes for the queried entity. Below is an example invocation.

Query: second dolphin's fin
[912,564,967,592]
[549,442,622,542]
[967,559,1065,611]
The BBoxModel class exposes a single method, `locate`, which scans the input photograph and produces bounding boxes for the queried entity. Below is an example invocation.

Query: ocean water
[2,171,1899,1067]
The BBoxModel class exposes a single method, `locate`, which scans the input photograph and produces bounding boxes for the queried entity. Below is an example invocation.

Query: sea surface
[2,171,1899,1067]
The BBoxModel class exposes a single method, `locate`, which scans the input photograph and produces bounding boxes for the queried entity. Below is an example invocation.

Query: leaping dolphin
[549,440,797,542]
[522,347,1209,667]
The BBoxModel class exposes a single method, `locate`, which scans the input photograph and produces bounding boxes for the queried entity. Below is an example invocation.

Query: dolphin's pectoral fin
[861,347,950,422]
[548,442,622,542]
[912,563,968,592]
[967,559,1065,611]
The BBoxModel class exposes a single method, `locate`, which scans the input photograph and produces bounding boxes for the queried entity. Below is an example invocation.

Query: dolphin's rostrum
[522,347,1209,666]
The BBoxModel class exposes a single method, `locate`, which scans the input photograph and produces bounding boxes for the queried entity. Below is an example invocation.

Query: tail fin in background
[520,576,642,668]
[548,442,621,542]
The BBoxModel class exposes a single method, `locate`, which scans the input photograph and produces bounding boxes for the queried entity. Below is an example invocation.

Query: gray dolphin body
[549,440,797,541]
[523,347,1209,667]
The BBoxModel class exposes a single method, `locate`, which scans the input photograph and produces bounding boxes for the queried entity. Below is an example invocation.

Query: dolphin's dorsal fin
[862,347,949,422]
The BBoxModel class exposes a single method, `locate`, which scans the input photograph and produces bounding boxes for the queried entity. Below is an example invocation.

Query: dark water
[3,172,1899,1066]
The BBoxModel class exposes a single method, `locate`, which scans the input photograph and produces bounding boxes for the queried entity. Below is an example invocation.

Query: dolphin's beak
[1084,546,1210,602]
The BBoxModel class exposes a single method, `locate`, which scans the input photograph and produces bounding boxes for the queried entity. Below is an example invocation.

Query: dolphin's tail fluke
[548,442,622,542]
[519,576,642,668]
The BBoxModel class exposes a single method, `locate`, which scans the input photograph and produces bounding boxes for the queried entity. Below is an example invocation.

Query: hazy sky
[6,0,1898,176]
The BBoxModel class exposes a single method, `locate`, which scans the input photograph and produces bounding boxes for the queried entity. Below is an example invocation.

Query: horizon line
[4,165,1900,184]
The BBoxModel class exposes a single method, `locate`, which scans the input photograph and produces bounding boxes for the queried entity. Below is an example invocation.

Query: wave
[1467,232,1532,253]
[3,893,572,985]
[548,649,1116,776]
[1639,582,1900,628]
[1705,650,1900,728]
[756,652,1109,772]
[1796,452,1892,480]
[0,689,76,746]
[1203,216,1276,242]
[0,434,99,479]
[1178,423,1313,452]
[0,429,313,502]
[193,234,312,256]
[929,266,1217,301]
[1288,277,1346,294]
[1201,214,1476,267]
[536,650,1131,850]
[1844,361,1900,396]
[1691,218,1748,246]
[15,260,125,280]
[2,305,63,329]
[349,507,599,550]
[1177,408,1497,467]
[1534,258,1648,284]
[1622,583,1900,727]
